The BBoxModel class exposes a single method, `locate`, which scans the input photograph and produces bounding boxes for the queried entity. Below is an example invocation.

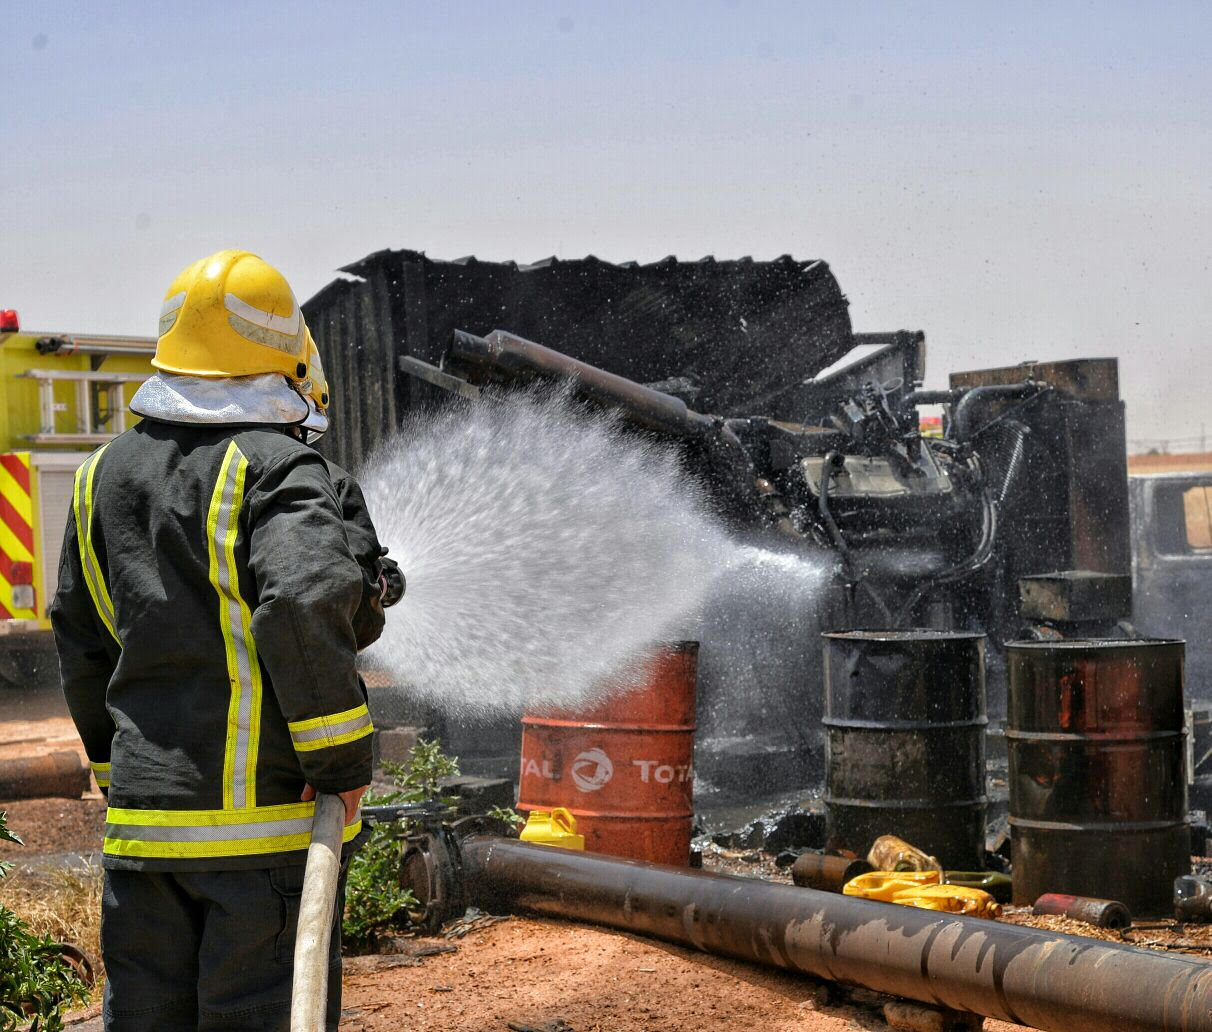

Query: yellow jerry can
[519,807,585,850]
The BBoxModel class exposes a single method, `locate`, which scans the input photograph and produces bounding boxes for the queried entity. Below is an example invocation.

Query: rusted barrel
[823,630,987,870]
[1007,639,1190,917]
[0,752,90,801]
[519,642,697,866]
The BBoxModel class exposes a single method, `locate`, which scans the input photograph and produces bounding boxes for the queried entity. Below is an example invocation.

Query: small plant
[342,738,460,951]
[0,811,89,1032]
[486,804,524,831]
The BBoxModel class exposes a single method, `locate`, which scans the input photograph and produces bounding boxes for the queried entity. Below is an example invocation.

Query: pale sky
[4,1,1210,449]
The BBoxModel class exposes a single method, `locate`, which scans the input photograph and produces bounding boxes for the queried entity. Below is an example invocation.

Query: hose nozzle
[380,555,406,608]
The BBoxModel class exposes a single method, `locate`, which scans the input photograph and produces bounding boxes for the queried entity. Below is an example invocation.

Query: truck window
[1184,486,1212,550]
[1154,482,1212,554]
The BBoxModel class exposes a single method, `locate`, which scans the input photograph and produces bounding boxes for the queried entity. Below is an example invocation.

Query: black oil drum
[1007,639,1191,917]
[823,630,987,870]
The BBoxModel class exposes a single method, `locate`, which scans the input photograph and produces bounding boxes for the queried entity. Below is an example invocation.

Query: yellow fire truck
[0,310,154,689]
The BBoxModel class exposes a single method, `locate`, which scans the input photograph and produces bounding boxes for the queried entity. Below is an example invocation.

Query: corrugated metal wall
[302,249,854,472]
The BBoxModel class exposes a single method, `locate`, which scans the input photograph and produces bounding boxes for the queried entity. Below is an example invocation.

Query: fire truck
[0,309,154,689]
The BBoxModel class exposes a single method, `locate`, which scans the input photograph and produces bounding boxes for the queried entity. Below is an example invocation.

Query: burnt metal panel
[950,358,1119,402]
[303,249,854,467]
[949,359,1132,633]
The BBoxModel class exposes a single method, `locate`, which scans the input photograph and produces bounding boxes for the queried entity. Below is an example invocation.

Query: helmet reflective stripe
[158,291,187,335]
[223,292,301,337]
[224,294,305,356]
[226,312,306,355]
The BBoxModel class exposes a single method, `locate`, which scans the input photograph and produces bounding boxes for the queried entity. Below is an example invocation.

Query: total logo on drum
[570,748,615,791]
[521,748,693,792]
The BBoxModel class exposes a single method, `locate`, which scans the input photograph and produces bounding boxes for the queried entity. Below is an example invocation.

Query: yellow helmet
[154,249,309,380]
[299,328,331,439]
[302,329,329,411]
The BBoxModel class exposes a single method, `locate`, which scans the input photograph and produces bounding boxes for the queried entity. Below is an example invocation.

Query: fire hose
[289,794,345,1032]
[289,796,454,1030]
[291,563,408,1030]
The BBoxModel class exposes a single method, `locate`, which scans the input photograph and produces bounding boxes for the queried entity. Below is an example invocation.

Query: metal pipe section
[0,751,90,800]
[447,329,718,438]
[950,382,1047,443]
[790,852,872,893]
[460,837,1212,1032]
[1032,893,1132,931]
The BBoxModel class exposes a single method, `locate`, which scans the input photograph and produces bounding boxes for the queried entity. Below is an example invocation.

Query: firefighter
[51,249,376,1031]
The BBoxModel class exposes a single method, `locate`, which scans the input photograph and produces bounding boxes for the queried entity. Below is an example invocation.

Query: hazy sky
[4,2,1210,448]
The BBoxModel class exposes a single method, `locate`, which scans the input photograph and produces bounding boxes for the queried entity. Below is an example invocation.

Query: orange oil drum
[518,641,698,866]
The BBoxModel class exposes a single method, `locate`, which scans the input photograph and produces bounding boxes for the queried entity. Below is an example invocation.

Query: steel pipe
[0,752,89,800]
[459,837,1212,1032]
[1032,893,1132,930]
[950,381,1047,443]
[447,329,718,438]
[790,852,872,893]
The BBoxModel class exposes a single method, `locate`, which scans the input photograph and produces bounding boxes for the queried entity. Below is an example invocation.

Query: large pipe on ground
[0,752,89,800]
[459,837,1212,1032]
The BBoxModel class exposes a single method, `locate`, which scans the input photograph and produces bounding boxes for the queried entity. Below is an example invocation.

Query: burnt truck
[303,250,1136,788]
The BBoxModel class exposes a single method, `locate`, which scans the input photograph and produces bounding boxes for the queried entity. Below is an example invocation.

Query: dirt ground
[340,917,1031,1032]
[0,795,107,857]
[0,701,88,764]
[0,683,107,856]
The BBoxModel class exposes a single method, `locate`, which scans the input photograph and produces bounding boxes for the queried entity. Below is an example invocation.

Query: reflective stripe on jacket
[51,422,375,871]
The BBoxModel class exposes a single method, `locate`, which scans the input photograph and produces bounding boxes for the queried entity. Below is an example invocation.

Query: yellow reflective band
[206,442,262,811]
[91,761,111,788]
[107,801,317,826]
[72,446,119,644]
[287,703,370,733]
[103,803,361,860]
[288,703,374,752]
[293,723,374,752]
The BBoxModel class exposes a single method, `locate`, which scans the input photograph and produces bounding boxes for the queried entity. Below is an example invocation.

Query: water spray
[358,385,734,716]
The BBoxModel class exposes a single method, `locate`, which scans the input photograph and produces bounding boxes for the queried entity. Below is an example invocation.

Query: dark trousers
[101,865,345,1032]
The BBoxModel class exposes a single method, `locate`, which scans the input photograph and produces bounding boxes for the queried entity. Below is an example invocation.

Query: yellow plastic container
[843,870,941,902]
[893,883,1001,918]
[519,807,585,850]
[843,870,999,918]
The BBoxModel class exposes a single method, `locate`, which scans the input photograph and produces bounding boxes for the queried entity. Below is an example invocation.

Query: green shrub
[342,738,460,950]
[0,812,89,1032]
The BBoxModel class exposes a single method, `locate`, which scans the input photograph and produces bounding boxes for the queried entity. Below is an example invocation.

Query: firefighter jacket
[51,420,376,871]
